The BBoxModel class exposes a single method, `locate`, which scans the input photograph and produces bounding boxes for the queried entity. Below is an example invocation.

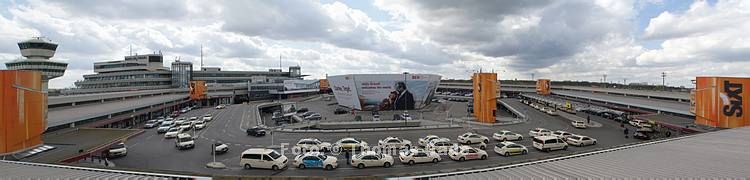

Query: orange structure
[536,79,551,95]
[693,77,750,128]
[189,80,207,100]
[472,73,497,123]
[319,79,330,92]
[0,70,45,154]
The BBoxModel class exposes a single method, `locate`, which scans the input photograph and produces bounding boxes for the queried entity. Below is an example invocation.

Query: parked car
[572,120,587,129]
[156,121,174,133]
[378,137,412,149]
[299,111,315,117]
[293,152,338,170]
[240,148,287,171]
[334,108,348,114]
[178,121,193,130]
[566,135,597,146]
[164,127,182,138]
[215,104,226,109]
[493,141,528,156]
[492,130,523,141]
[449,146,488,161]
[202,114,213,121]
[194,120,206,130]
[351,151,394,169]
[246,126,266,137]
[551,130,574,140]
[295,138,332,152]
[304,113,322,121]
[418,135,441,147]
[334,138,368,151]
[399,149,441,165]
[107,143,127,157]
[457,132,489,144]
[528,128,552,137]
[144,120,160,129]
[532,136,568,152]
[426,138,454,154]
[213,143,229,154]
[175,133,195,150]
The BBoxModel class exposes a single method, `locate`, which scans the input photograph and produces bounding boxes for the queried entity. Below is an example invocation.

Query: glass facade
[171,61,193,88]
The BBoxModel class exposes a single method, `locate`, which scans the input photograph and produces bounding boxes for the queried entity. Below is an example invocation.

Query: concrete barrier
[315,120,422,130]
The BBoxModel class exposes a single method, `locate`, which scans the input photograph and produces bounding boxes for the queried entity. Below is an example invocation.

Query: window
[582,137,591,141]
[544,139,557,144]
[262,155,273,161]
[363,156,376,160]
[388,139,400,143]
[303,156,318,161]
[242,154,261,159]
[416,153,427,157]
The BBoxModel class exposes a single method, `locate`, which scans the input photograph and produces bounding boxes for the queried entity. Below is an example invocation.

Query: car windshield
[269,151,282,159]
[110,144,125,149]
[178,137,192,142]
[168,128,179,132]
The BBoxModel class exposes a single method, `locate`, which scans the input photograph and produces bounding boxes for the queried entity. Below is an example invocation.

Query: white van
[240,148,288,171]
[175,133,194,150]
[532,136,567,152]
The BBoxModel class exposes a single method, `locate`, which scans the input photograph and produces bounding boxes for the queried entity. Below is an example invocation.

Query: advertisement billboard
[694,77,750,128]
[0,70,45,154]
[283,80,320,91]
[536,79,551,95]
[189,81,207,100]
[329,74,441,110]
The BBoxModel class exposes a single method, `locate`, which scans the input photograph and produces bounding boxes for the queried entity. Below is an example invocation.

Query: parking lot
[111,98,654,177]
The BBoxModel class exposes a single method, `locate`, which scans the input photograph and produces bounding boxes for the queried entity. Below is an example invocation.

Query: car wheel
[405,145,411,149]
[272,165,279,171]
[593,141,597,145]
[522,150,528,155]
[357,163,365,169]
[502,138,507,141]
[504,152,510,156]
[408,160,415,165]
[384,162,391,168]
[484,139,489,144]
[432,158,439,163]
[325,164,333,170]
[481,155,487,160]
[244,164,251,169]
[563,146,568,150]
[299,164,306,169]
[466,141,471,144]
[459,157,465,161]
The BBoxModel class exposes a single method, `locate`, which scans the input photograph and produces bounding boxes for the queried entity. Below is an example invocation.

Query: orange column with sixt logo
[0,70,46,154]
[536,79,551,95]
[189,81,207,100]
[693,77,750,128]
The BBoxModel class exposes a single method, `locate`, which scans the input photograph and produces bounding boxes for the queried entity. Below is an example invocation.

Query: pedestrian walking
[624,128,629,138]
[587,115,591,124]
[345,150,350,165]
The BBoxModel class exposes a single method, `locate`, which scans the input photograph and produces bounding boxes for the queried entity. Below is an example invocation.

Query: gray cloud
[402,0,631,70]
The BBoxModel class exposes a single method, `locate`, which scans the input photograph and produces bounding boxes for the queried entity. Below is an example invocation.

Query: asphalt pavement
[111,99,644,177]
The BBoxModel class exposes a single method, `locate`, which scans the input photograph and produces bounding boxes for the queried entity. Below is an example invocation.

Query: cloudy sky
[0,0,748,88]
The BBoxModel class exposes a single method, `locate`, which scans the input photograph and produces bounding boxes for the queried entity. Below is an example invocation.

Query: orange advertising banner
[694,77,750,128]
[536,79,551,95]
[0,70,45,154]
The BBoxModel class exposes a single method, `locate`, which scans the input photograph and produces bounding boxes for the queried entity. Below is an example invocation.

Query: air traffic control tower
[5,37,68,90]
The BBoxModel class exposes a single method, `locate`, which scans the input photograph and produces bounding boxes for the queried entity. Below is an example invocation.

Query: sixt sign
[721,80,743,117]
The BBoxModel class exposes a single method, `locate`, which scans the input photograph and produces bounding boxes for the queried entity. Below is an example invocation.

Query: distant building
[74,53,171,92]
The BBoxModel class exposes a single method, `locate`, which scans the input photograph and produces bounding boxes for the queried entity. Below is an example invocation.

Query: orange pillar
[0,70,45,154]
[472,73,497,123]
[693,77,750,128]
[190,81,207,100]
[536,79,551,95]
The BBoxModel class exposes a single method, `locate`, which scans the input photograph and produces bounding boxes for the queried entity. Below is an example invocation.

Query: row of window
[18,42,57,51]
[83,74,171,81]
[79,81,171,89]
[94,63,146,69]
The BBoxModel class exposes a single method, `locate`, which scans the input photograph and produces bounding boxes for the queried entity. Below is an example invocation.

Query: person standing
[587,115,591,124]
[624,128,630,138]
